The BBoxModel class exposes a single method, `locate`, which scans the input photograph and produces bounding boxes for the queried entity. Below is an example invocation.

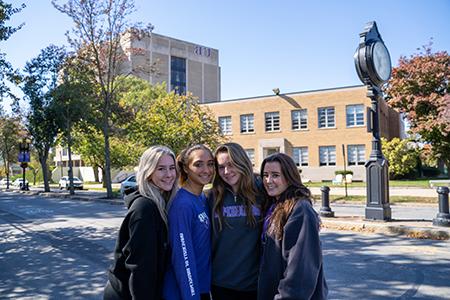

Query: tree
[0,1,25,102]
[52,0,139,198]
[117,76,224,154]
[52,56,96,194]
[72,123,142,186]
[381,137,419,179]
[386,44,450,176]
[21,45,66,192]
[0,114,22,188]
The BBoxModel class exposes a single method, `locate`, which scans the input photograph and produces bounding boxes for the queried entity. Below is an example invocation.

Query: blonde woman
[104,146,178,300]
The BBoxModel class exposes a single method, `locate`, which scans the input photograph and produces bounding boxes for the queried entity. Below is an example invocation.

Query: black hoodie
[104,190,168,300]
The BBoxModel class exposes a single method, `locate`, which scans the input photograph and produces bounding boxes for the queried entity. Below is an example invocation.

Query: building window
[265,112,280,132]
[291,109,308,130]
[318,107,335,128]
[346,104,365,127]
[170,56,186,95]
[218,116,232,135]
[293,147,308,166]
[348,145,365,165]
[319,146,336,166]
[240,114,254,133]
[245,148,255,165]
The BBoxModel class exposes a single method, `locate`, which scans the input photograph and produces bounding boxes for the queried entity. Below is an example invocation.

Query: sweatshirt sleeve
[123,205,159,300]
[168,201,200,300]
[275,202,324,300]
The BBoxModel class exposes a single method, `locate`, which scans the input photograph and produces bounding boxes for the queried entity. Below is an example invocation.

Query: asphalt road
[0,191,449,299]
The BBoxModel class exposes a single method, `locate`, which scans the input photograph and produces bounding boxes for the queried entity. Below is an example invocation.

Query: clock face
[372,42,391,82]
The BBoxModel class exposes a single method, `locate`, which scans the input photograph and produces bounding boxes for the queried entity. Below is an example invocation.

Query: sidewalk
[309,186,439,197]
[2,186,449,240]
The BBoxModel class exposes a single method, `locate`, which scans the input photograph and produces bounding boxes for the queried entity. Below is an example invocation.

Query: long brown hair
[211,143,259,232]
[261,153,311,240]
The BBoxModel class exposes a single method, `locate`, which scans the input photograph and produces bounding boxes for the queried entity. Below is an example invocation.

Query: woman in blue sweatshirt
[208,143,264,300]
[163,144,214,300]
[258,153,328,300]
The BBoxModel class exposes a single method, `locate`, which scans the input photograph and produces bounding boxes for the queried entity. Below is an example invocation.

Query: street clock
[354,21,392,87]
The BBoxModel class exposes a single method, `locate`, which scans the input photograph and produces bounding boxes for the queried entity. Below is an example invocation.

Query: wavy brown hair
[261,153,311,240]
[211,143,259,232]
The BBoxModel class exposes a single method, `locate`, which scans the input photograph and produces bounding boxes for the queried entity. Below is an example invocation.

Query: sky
[2,0,450,111]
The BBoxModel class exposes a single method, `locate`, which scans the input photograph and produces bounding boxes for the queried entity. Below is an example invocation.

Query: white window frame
[265,112,280,132]
[347,144,366,165]
[319,146,336,166]
[240,114,255,133]
[218,116,232,135]
[346,104,365,127]
[293,147,308,166]
[291,109,308,130]
[318,107,335,128]
[245,148,255,165]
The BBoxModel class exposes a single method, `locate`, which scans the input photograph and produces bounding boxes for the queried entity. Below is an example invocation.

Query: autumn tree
[0,114,22,188]
[71,124,142,185]
[386,44,450,176]
[116,76,224,154]
[21,45,66,192]
[52,0,144,198]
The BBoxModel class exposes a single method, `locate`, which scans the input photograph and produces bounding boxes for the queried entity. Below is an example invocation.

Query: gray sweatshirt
[207,186,264,291]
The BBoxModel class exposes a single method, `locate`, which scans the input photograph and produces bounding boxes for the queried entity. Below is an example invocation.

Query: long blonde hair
[136,145,179,225]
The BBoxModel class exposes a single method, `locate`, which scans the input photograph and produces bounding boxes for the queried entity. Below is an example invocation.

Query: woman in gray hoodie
[259,153,328,300]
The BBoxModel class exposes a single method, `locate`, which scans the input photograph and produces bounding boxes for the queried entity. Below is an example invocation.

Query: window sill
[318,127,337,130]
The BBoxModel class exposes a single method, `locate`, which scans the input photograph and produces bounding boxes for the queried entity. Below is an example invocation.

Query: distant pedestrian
[258,153,328,300]
[163,144,214,300]
[104,145,178,300]
[208,143,264,300]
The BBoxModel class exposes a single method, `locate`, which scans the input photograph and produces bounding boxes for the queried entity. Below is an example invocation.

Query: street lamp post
[354,21,392,221]
[18,138,31,191]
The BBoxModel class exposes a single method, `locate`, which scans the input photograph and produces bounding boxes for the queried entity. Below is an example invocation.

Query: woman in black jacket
[258,153,328,300]
[104,145,178,300]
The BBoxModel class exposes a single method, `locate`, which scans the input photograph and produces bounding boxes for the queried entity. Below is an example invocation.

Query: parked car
[13,178,29,188]
[120,175,137,197]
[0,178,11,186]
[59,176,84,190]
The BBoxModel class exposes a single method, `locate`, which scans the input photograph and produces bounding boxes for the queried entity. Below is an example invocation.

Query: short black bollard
[320,186,334,217]
[432,186,450,227]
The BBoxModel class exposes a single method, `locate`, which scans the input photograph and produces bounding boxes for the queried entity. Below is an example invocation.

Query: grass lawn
[312,194,437,204]
[305,179,434,188]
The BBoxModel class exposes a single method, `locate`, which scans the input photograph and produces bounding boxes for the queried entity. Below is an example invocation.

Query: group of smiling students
[103,143,328,300]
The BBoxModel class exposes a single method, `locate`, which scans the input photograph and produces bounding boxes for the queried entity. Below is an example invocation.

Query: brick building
[204,85,402,182]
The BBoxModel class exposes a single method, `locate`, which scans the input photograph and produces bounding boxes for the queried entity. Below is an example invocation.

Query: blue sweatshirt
[163,188,211,300]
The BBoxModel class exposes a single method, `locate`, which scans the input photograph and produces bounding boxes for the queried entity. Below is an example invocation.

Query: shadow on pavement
[321,231,450,299]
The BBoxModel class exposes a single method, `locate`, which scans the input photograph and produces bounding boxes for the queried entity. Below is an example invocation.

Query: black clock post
[354,21,392,221]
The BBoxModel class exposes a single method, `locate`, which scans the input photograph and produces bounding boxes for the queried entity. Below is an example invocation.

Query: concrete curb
[1,188,123,206]
[321,217,450,240]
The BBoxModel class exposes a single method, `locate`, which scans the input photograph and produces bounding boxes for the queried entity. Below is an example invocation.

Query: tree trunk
[67,119,75,195]
[39,151,50,192]
[93,164,99,182]
[101,167,106,188]
[103,92,113,198]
